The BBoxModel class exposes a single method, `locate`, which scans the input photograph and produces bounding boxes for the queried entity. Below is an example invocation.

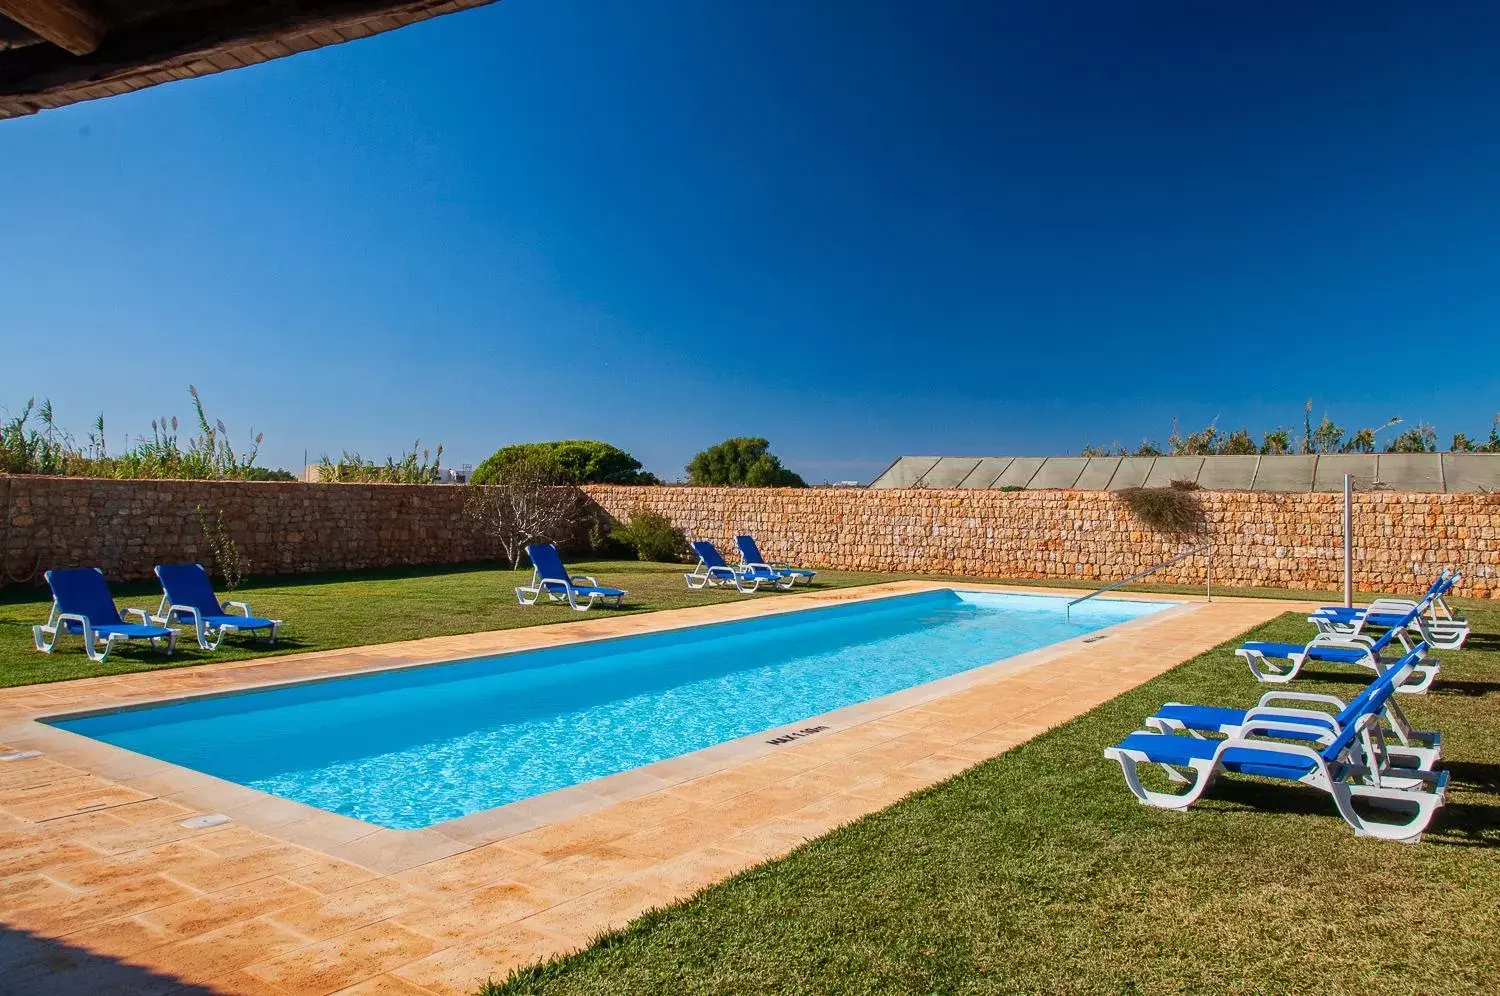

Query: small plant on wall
[197,505,250,590]
[1115,479,1206,535]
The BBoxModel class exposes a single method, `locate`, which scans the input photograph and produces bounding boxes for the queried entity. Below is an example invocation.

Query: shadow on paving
[0,923,219,996]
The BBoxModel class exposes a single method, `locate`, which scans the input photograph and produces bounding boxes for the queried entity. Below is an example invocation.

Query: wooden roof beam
[0,0,105,56]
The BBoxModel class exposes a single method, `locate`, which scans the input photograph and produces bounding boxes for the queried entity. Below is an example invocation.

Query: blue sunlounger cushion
[542,581,625,598]
[1113,732,1318,780]
[1241,641,1369,664]
[73,622,173,640]
[199,613,278,631]
[1152,703,1336,741]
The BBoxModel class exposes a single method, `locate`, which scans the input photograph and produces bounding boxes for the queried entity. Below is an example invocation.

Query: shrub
[2,387,271,480]
[316,443,442,483]
[1116,483,1206,534]
[472,441,656,486]
[197,505,249,591]
[685,437,806,487]
[611,509,689,563]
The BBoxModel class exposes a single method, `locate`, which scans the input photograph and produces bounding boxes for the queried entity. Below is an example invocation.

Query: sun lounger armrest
[165,603,201,626]
[767,560,793,570]
[224,601,253,618]
[1220,734,1328,764]
[1241,705,1344,727]
[1306,632,1376,651]
[1255,691,1348,710]
[706,566,738,580]
[569,575,599,587]
[54,612,90,633]
[122,608,152,625]
[743,561,776,573]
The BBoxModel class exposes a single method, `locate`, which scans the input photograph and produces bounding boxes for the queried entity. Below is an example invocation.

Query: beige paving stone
[517,880,672,946]
[390,924,566,996]
[394,879,569,943]
[151,917,310,986]
[391,842,543,895]
[269,877,439,940]
[326,829,471,876]
[63,913,174,959]
[498,815,636,862]
[332,974,441,995]
[0,837,101,877]
[169,841,325,891]
[7,873,201,934]
[1,871,82,909]
[624,845,758,900]
[608,816,728,862]
[142,875,323,940]
[279,856,382,895]
[50,840,212,889]
[246,920,438,995]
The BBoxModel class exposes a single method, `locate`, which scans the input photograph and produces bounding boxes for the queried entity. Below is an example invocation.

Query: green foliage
[239,467,298,482]
[1116,483,1206,534]
[196,505,250,591]
[1260,429,1291,455]
[471,441,657,487]
[685,437,807,487]
[1086,404,1499,457]
[610,508,690,563]
[1387,422,1438,453]
[316,443,442,483]
[1219,428,1258,455]
[2,387,270,480]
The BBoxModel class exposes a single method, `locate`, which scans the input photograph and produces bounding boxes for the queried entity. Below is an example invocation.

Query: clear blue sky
[4,0,1499,482]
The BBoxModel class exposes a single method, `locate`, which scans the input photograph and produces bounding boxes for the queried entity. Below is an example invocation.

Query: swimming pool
[50,589,1172,830]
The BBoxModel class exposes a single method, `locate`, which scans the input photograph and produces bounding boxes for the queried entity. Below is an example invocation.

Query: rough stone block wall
[584,485,1500,599]
[1,476,497,585]
[5,476,1496,597]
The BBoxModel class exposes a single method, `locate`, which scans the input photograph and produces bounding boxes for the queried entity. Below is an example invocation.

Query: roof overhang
[0,0,498,120]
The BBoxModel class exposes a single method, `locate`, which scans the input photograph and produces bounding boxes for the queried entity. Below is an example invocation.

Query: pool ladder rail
[1065,542,1212,621]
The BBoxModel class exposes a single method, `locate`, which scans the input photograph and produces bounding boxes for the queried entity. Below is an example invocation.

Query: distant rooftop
[869,454,1500,493]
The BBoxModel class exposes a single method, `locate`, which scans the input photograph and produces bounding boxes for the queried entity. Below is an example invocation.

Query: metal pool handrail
[1065,542,1213,621]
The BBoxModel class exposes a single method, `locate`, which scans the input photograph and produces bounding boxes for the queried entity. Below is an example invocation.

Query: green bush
[471,440,657,486]
[611,508,689,563]
[685,437,806,487]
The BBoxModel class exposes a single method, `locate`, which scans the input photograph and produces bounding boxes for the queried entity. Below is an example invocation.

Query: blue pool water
[51,590,1170,829]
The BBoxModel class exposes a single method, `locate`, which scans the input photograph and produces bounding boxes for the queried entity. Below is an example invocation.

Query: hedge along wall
[0,475,498,585]
[583,485,1500,599]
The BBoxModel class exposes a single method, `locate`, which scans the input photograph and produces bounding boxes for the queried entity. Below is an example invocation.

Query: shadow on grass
[1188,774,1500,848]
[0,923,217,995]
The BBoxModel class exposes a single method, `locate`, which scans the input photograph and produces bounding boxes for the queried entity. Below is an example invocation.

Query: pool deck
[0,581,1302,995]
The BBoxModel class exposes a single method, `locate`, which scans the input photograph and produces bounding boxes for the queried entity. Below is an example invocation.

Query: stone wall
[584,485,1500,599]
[6,475,1497,597]
[0,475,497,585]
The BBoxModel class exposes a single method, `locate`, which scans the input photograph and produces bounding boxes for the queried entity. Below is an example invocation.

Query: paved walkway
[0,583,1294,994]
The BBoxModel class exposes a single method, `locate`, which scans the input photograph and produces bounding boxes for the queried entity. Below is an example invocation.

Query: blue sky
[3,0,1499,482]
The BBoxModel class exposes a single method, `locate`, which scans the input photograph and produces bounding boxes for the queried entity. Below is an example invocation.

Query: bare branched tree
[463,455,586,569]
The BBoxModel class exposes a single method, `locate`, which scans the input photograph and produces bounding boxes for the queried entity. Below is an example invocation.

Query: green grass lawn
[483,608,1500,995]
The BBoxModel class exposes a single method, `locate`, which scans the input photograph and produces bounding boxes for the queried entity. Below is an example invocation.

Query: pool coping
[7,581,1190,859]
